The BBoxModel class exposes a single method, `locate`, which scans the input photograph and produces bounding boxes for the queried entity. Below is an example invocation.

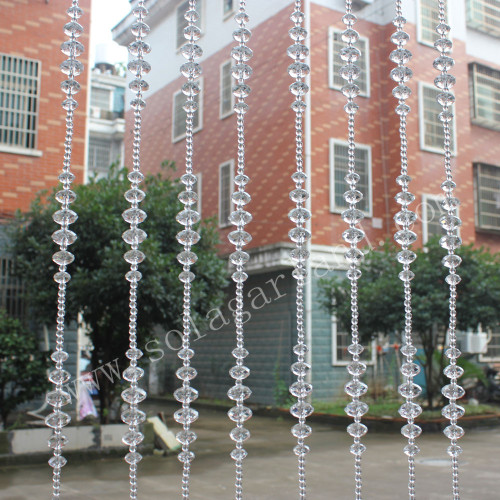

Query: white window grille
[328,28,370,97]
[467,0,500,36]
[90,87,111,110]
[329,139,372,215]
[474,162,500,231]
[419,83,456,155]
[0,54,40,150]
[470,63,500,131]
[176,0,202,49]
[88,137,112,172]
[331,316,375,366]
[219,160,234,227]
[421,194,447,243]
[220,60,234,119]
[418,0,447,46]
[172,80,202,142]
[480,330,500,361]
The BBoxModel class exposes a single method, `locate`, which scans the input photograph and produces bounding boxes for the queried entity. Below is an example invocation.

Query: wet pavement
[0,402,499,499]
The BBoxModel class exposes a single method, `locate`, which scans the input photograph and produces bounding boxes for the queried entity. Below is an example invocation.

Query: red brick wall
[0,0,90,218]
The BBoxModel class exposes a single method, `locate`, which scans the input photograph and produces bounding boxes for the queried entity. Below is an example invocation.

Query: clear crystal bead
[440,235,462,251]
[229,209,252,225]
[46,390,71,406]
[289,227,311,244]
[123,208,147,224]
[443,424,464,440]
[230,250,250,266]
[401,423,422,439]
[394,210,417,226]
[289,207,311,223]
[446,347,461,359]
[290,401,314,418]
[289,381,313,397]
[227,385,252,401]
[232,190,251,205]
[443,365,464,379]
[344,188,363,204]
[53,250,75,266]
[52,229,77,246]
[125,451,143,465]
[230,426,251,442]
[445,273,461,285]
[397,250,417,265]
[124,250,145,265]
[345,401,369,418]
[290,188,309,202]
[443,254,462,270]
[447,444,463,457]
[287,43,309,60]
[400,345,417,357]
[229,365,250,380]
[176,229,200,245]
[342,208,364,224]
[122,408,147,425]
[344,380,368,398]
[292,423,312,439]
[123,366,145,382]
[123,228,147,245]
[291,361,310,376]
[347,422,368,438]
[347,361,367,376]
[48,434,68,449]
[176,429,197,445]
[342,228,365,244]
[441,384,465,399]
[54,271,71,284]
[231,448,248,461]
[398,402,422,419]
[126,348,143,360]
[228,230,252,246]
[232,64,253,80]
[122,430,144,446]
[45,411,71,429]
[176,366,197,381]
[294,443,310,456]
[398,382,422,398]
[434,74,456,90]
[228,406,252,423]
[121,387,147,404]
[401,362,420,377]
[394,229,417,245]
[177,250,198,265]
[174,386,198,404]
[51,351,68,363]
[48,369,71,384]
[49,455,68,468]
[125,188,146,203]
[174,407,199,425]
[404,444,420,457]
[179,270,195,283]
[348,343,364,355]
[350,443,366,455]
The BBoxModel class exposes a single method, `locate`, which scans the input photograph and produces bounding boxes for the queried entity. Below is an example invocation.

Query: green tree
[10,166,227,421]
[318,238,500,408]
[0,309,49,427]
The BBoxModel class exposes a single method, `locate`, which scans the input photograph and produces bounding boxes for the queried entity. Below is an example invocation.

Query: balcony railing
[467,0,500,36]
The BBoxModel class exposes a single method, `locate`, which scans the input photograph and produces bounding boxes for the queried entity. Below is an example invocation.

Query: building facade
[114,0,500,403]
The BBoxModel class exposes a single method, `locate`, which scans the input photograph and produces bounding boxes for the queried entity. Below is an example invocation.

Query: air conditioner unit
[457,331,489,354]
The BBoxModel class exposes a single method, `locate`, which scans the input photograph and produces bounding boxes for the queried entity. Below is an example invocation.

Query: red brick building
[114,0,500,402]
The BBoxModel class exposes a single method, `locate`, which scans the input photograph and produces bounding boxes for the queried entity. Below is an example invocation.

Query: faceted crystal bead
[123,366,145,382]
[441,197,460,210]
[48,433,68,449]
[394,230,417,246]
[294,443,310,456]
[290,401,314,418]
[342,228,365,244]
[121,387,147,404]
[293,344,309,356]
[229,365,250,380]
[342,208,364,224]
[54,271,71,284]
[396,103,410,116]
[178,348,194,360]
[228,406,252,423]
[446,347,461,359]
[49,455,68,468]
[340,64,360,81]
[67,5,83,18]
[229,209,252,225]
[129,78,149,92]
[124,250,145,265]
[393,85,412,100]
[392,15,407,28]
[435,74,456,90]
[344,380,368,398]
[287,43,309,60]
[440,215,462,231]
[437,92,455,106]
[288,62,310,78]
[174,386,198,403]
[447,444,463,457]
[180,62,202,79]
[444,424,464,440]
[347,422,368,438]
[395,192,415,205]
[341,83,360,98]
[55,189,76,204]
[398,382,422,398]
[180,43,203,60]
[178,190,198,206]
[122,430,144,446]
[440,235,462,251]
[434,38,453,53]
[122,408,147,425]
[53,209,77,226]
[232,347,249,359]
[184,24,201,41]
[290,247,310,263]
[444,364,464,379]
[398,402,422,419]
[291,361,310,376]
[62,98,78,111]
[292,423,312,439]
[126,348,143,360]
[291,100,306,113]
[340,46,361,63]
[345,248,364,264]
[433,55,455,72]
[344,101,359,114]
[177,366,197,381]
[231,46,253,62]
[123,228,147,245]
[60,59,84,76]
[445,273,461,285]
[51,351,69,363]
[177,251,198,266]
[176,429,197,445]
[234,174,250,187]
[347,361,366,377]
[350,443,366,455]
[228,230,252,246]
[390,67,413,83]
[177,229,200,245]
[49,369,71,384]
[341,29,359,43]
[442,254,462,268]
[390,49,412,64]
[52,229,77,246]
[232,191,251,205]
[126,269,142,283]
[233,27,252,43]
[346,268,361,281]
[401,423,422,439]
[344,189,363,204]
[230,426,251,442]
[401,362,420,377]
[396,174,411,186]
[290,81,309,96]
[348,343,364,355]
[290,10,305,23]
[125,451,143,465]
[391,30,410,45]
[125,188,146,203]
[400,344,417,357]
[46,389,71,406]
[227,384,251,401]
[230,250,250,266]
[289,26,307,41]
[123,208,147,224]
[442,403,465,420]
[53,250,75,266]
[60,79,81,94]
[290,188,309,202]
[292,267,307,279]
[289,207,311,223]
[45,411,71,429]
[232,64,253,80]
[131,21,150,37]
[230,448,248,461]
[174,407,199,425]
[128,59,151,75]
[394,210,416,226]
[176,209,200,226]
[289,227,311,244]
[233,84,251,98]
[289,381,313,398]
[439,110,454,123]
[64,21,83,36]
[345,401,369,418]
[128,40,151,56]
[181,81,201,97]
[404,444,420,457]
[397,250,416,265]
[399,270,415,282]
[442,384,465,399]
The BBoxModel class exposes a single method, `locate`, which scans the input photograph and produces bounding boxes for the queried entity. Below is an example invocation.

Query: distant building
[114,0,500,402]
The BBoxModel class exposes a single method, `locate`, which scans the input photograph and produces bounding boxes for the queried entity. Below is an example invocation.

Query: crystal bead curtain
[226,2,254,499]
[46,2,84,497]
[174,1,203,498]
[120,2,151,498]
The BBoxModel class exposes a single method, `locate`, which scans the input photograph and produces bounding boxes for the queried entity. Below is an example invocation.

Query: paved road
[0,405,499,499]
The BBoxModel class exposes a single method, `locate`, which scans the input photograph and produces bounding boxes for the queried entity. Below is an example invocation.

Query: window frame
[331,315,376,366]
[421,193,446,244]
[418,82,457,156]
[474,162,500,233]
[417,0,449,47]
[329,138,373,217]
[220,59,234,119]
[466,0,500,37]
[176,0,203,50]
[470,63,500,132]
[328,27,371,98]
[0,53,41,155]
[219,159,235,228]
[222,0,235,19]
[0,256,25,320]
[479,329,500,362]
[90,85,113,111]
[172,78,203,143]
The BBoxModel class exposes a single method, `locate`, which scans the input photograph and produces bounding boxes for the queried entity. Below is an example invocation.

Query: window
[0,54,40,151]
[220,60,234,118]
[470,63,500,131]
[219,160,234,227]
[421,194,447,243]
[0,257,25,319]
[474,162,500,231]
[88,137,112,173]
[176,0,202,49]
[467,0,500,36]
[419,83,456,154]
[329,139,372,215]
[332,316,375,366]
[328,28,370,97]
[172,80,202,142]
[480,329,500,361]
[91,87,111,110]
[418,0,447,46]
[223,0,234,16]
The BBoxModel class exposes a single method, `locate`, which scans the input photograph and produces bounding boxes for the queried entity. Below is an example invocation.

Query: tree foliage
[318,238,500,407]
[0,309,49,426]
[9,166,227,420]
